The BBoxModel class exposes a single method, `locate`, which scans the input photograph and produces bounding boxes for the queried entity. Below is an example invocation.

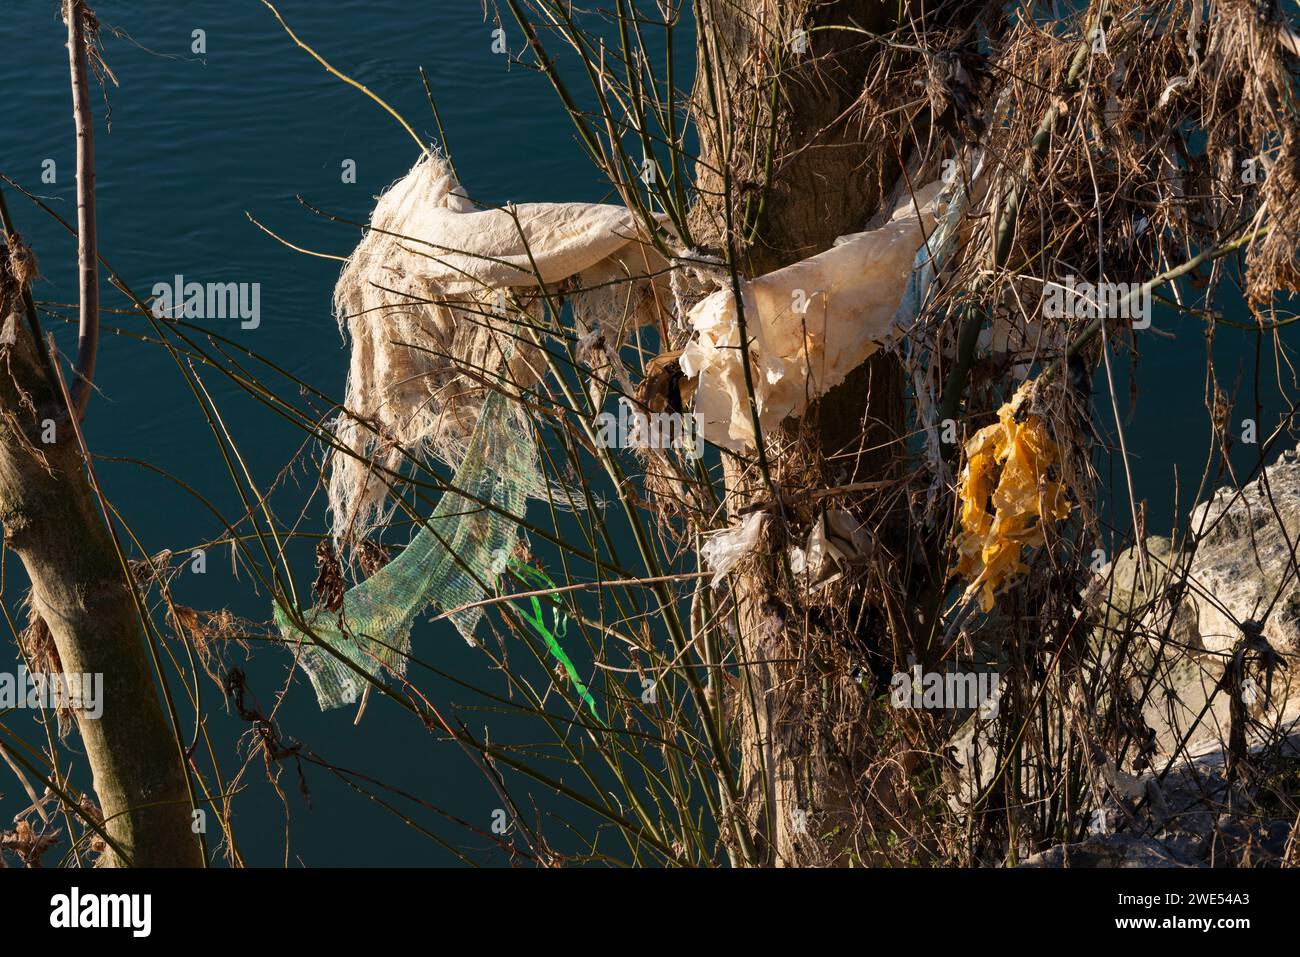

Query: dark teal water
[0,2,1292,866]
[0,0,644,867]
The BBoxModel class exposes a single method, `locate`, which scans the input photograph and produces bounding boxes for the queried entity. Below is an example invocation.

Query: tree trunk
[689,0,947,865]
[0,253,201,867]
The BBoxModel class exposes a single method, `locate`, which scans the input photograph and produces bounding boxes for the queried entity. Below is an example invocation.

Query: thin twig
[66,0,99,418]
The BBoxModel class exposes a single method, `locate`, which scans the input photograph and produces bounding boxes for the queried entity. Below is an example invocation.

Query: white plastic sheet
[680,181,945,450]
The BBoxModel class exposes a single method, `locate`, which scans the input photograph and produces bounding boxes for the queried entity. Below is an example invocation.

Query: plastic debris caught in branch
[700,511,767,586]
[954,381,1072,612]
[278,384,537,710]
[790,509,873,589]
[330,152,667,549]
[679,181,946,450]
[290,153,669,710]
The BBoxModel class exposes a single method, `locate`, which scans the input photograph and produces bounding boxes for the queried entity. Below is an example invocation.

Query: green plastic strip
[508,559,603,725]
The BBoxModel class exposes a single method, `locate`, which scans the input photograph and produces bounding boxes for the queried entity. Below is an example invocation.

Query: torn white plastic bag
[701,511,767,586]
[679,180,945,450]
[292,151,670,709]
[790,509,873,589]
[330,152,667,546]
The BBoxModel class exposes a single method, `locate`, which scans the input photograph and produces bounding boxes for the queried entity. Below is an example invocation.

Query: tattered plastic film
[278,387,539,710]
[954,381,1072,612]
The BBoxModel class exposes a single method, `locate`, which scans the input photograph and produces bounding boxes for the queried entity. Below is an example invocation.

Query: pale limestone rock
[1182,444,1300,654]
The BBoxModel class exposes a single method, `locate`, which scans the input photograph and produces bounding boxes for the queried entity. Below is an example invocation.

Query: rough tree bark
[0,251,201,867]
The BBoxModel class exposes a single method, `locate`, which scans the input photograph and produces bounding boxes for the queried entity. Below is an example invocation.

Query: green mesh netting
[277,387,539,710]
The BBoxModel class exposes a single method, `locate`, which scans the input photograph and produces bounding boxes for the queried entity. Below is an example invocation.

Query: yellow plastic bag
[955,382,1071,611]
